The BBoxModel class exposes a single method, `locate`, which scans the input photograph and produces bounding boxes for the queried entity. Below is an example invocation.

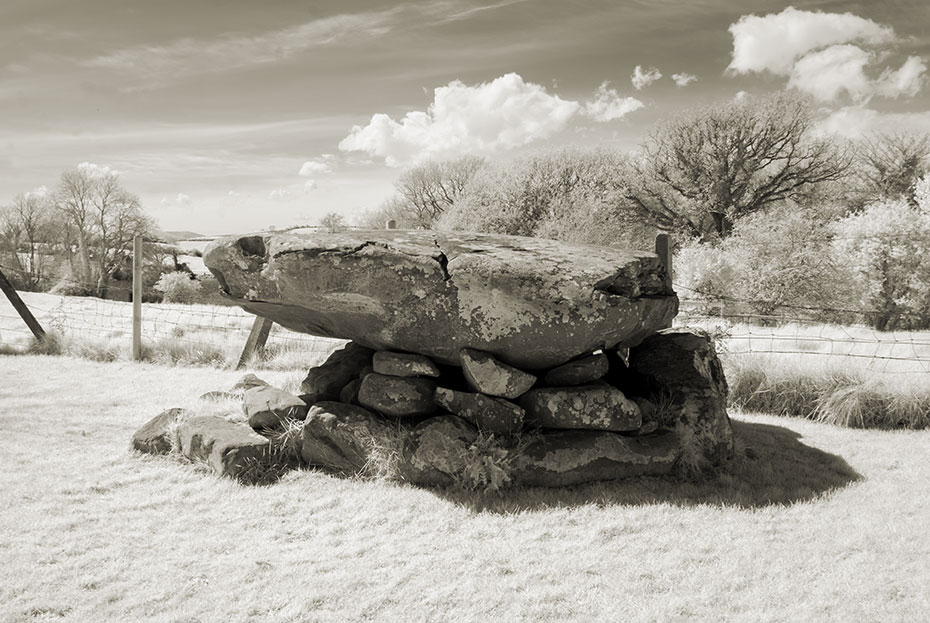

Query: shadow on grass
[434,419,863,513]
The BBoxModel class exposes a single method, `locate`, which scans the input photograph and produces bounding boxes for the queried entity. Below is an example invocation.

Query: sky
[1,0,929,235]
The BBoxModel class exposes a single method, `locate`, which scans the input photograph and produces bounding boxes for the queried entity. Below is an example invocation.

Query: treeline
[361,92,930,330]
[0,165,186,300]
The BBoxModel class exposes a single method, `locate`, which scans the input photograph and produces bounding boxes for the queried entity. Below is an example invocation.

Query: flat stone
[543,352,609,386]
[301,402,395,473]
[372,351,441,378]
[513,429,680,487]
[357,373,437,417]
[132,408,185,455]
[520,384,641,432]
[460,348,536,398]
[628,329,735,467]
[177,415,272,480]
[401,415,479,487]
[243,386,309,430]
[300,342,374,404]
[204,230,677,370]
[434,387,524,435]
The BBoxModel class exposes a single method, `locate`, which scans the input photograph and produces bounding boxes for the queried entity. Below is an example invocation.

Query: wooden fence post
[0,267,46,341]
[132,235,142,361]
[237,316,274,370]
[655,233,672,279]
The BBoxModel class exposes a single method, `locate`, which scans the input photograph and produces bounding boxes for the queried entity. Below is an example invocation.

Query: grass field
[2,354,929,622]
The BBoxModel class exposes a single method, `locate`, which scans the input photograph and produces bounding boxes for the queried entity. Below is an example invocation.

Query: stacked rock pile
[132,229,735,488]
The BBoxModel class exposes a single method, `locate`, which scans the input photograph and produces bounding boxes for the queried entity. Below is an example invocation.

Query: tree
[53,166,155,297]
[632,92,850,240]
[0,189,55,289]
[319,211,346,233]
[854,132,930,208]
[389,156,485,228]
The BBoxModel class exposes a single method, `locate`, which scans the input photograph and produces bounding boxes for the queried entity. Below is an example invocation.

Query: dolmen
[132,230,734,488]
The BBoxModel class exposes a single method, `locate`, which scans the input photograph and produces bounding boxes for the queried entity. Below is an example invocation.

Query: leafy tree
[632,92,850,240]
[319,211,346,233]
[53,166,155,297]
[854,132,930,208]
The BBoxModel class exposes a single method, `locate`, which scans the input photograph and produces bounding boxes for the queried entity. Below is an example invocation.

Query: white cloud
[671,72,698,87]
[85,10,399,81]
[303,180,318,192]
[728,7,926,103]
[734,90,749,101]
[338,73,579,166]
[77,161,120,178]
[727,7,894,76]
[876,56,927,98]
[298,160,333,176]
[818,105,930,139]
[24,185,49,200]
[176,193,191,205]
[268,188,290,201]
[582,82,644,122]
[631,65,662,90]
[789,44,874,102]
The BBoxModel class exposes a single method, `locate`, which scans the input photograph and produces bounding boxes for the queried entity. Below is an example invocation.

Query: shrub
[154,271,202,304]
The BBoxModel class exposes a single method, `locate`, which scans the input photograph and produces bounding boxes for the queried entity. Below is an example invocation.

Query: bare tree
[54,167,155,296]
[631,92,850,240]
[392,156,485,227]
[0,190,55,289]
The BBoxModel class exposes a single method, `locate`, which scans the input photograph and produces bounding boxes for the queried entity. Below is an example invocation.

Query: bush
[154,271,202,304]
[49,277,93,297]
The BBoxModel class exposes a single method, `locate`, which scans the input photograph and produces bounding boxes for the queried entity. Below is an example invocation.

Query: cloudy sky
[2,0,928,234]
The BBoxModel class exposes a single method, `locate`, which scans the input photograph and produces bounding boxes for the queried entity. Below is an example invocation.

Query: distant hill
[156,230,207,243]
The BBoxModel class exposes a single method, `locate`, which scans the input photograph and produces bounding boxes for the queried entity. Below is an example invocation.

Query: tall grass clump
[725,353,930,429]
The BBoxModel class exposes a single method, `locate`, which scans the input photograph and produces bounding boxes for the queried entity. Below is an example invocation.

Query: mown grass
[2,354,929,622]
[725,354,930,429]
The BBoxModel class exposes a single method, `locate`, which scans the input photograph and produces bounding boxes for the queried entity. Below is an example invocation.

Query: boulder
[513,429,680,487]
[300,342,373,404]
[199,391,238,402]
[433,387,525,435]
[543,352,609,386]
[132,408,185,455]
[338,378,363,405]
[459,348,536,398]
[628,329,734,467]
[402,415,479,487]
[243,386,309,430]
[301,402,395,473]
[204,230,677,370]
[231,373,269,393]
[372,351,441,378]
[177,416,272,480]
[357,373,437,417]
[520,384,642,432]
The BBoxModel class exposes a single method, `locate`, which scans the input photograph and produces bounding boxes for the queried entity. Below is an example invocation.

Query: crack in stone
[432,236,452,282]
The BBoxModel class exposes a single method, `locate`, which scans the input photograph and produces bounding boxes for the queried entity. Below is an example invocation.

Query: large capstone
[204,230,677,370]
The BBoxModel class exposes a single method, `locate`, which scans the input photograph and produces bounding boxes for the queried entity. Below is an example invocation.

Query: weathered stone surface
[372,351,440,378]
[434,387,524,435]
[177,415,271,480]
[132,408,185,455]
[460,348,536,398]
[357,373,437,417]
[338,378,363,405]
[243,386,309,430]
[300,342,373,403]
[199,391,238,402]
[520,385,642,432]
[543,352,609,386]
[513,429,680,487]
[628,329,734,467]
[301,402,394,473]
[231,373,269,393]
[402,415,479,487]
[204,230,677,370]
